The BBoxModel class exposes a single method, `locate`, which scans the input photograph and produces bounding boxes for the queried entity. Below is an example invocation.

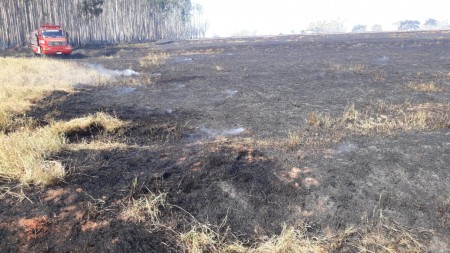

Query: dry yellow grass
[120,192,168,223]
[139,50,169,68]
[178,221,428,253]
[0,127,65,185]
[0,109,13,132]
[406,82,444,92]
[286,131,303,150]
[249,225,326,253]
[307,102,450,133]
[0,112,125,185]
[181,225,220,253]
[173,48,225,56]
[51,112,125,135]
[280,101,450,150]
[0,57,110,131]
[0,185,31,203]
[307,111,334,128]
[0,58,121,185]
[327,63,366,74]
[179,225,325,253]
[373,71,387,82]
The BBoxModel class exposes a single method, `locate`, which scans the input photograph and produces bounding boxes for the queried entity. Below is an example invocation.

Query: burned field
[1,31,449,252]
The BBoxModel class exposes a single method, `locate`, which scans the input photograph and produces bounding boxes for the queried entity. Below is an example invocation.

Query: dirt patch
[18,216,49,241]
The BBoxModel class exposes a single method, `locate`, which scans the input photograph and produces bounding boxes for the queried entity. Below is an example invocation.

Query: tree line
[0,0,206,49]
[301,18,450,35]
[352,18,450,33]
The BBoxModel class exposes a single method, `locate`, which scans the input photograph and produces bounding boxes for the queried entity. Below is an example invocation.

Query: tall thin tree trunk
[0,0,202,48]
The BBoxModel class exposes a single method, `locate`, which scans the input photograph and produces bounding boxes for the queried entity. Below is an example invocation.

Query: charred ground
[1,31,450,252]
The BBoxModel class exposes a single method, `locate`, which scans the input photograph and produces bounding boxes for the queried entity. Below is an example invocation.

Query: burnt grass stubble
[1,31,450,252]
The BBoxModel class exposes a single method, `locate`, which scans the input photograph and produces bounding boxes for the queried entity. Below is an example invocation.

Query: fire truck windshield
[42,30,64,38]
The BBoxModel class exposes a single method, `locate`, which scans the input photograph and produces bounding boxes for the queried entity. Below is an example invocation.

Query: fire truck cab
[30,24,72,56]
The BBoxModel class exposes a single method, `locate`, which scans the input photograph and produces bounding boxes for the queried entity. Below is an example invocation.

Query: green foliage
[81,0,104,19]
[397,20,420,31]
[423,18,438,30]
[147,0,192,21]
[352,24,367,33]
[149,0,189,12]
[424,18,437,27]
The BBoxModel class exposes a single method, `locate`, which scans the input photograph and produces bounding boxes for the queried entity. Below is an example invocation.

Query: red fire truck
[30,24,72,56]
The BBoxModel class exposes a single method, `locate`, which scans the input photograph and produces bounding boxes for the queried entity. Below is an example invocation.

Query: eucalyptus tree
[0,0,202,48]
[81,0,105,19]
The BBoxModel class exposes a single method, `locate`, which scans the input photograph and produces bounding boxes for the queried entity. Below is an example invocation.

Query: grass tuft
[307,112,334,128]
[350,212,429,252]
[327,62,366,74]
[285,101,450,150]
[373,71,387,82]
[0,109,13,132]
[286,131,303,150]
[307,102,449,133]
[181,225,220,253]
[406,82,444,92]
[250,225,325,253]
[177,221,429,253]
[51,112,125,135]
[0,186,32,203]
[121,192,168,223]
[0,127,65,185]
[139,51,168,68]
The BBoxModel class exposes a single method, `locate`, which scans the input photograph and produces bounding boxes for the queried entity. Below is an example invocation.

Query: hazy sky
[193,0,450,37]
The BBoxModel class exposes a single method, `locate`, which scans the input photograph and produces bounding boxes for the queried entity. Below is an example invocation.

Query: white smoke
[88,63,139,77]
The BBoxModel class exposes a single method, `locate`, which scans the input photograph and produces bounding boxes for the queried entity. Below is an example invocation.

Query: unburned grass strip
[306,102,450,133]
[0,127,65,185]
[0,57,111,131]
[0,113,126,186]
